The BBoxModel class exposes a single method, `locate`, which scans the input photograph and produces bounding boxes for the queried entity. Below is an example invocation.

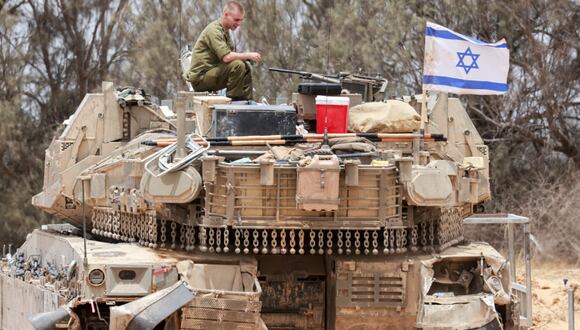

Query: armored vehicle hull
[1,228,515,330]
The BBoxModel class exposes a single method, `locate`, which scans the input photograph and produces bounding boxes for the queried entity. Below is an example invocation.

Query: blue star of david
[456,47,480,74]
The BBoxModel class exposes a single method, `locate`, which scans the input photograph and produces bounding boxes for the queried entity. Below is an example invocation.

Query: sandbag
[348,100,421,133]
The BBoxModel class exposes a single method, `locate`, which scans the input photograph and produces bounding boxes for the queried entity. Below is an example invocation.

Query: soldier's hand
[246,52,262,62]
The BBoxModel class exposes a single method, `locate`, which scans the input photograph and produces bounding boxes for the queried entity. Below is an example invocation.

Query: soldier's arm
[222,51,261,63]
[206,26,262,64]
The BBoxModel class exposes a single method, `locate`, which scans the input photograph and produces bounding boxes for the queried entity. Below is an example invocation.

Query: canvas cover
[347,100,421,133]
[329,137,376,153]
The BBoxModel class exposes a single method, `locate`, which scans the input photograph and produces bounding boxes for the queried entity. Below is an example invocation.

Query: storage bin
[211,104,296,137]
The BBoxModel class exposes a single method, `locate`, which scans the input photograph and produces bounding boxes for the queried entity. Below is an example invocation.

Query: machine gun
[269,67,388,102]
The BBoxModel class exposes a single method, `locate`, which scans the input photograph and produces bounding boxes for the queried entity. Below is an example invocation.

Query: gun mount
[269,67,388,102]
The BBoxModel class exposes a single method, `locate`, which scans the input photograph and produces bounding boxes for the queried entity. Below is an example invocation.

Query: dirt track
[527,262,579,329]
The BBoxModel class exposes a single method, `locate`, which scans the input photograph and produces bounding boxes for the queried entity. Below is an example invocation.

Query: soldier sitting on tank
[184,1,261,101]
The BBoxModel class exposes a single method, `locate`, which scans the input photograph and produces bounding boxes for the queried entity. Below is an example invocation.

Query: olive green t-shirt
[187,20,234,84]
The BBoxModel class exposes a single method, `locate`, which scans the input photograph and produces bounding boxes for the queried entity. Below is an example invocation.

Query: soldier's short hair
[223,1,244,14]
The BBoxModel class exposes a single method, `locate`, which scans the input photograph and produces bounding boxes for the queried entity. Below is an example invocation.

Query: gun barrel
[269,67,340,84]
[307,73,340,84]
[269,67,309,75]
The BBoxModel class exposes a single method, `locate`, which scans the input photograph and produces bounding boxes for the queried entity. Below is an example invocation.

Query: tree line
[0,0,578,259]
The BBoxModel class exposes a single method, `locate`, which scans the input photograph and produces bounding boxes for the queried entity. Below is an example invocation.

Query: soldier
[185,1,261,100]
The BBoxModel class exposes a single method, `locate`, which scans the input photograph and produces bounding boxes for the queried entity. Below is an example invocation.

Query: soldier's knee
[185,71,196,83]
[229,60,246,72]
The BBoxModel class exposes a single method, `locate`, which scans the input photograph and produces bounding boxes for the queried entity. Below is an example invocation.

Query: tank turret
[1,78,520,330]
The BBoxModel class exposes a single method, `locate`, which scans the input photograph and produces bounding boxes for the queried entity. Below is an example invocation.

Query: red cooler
[315,96,350,134]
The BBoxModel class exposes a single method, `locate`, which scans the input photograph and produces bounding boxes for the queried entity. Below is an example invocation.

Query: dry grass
[465,160,580,263]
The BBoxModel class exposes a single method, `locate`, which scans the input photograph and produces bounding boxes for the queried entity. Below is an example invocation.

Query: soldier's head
[221,1,245,31]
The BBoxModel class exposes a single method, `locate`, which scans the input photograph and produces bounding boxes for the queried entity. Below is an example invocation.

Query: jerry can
[296,154,340,211]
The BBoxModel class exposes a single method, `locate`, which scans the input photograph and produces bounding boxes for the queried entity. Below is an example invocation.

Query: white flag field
[423,22,510,95]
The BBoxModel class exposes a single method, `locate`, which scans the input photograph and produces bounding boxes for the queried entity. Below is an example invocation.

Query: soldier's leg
[241,62,253,100]
[224,60,253,100]
[190,65,228,93]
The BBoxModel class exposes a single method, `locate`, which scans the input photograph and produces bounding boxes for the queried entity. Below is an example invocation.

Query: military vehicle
[0,69,523,329]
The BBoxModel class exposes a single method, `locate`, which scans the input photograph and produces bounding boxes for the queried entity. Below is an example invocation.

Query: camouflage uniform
[185,20,252,100]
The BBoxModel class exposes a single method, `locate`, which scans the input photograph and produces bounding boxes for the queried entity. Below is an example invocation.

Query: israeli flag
[423,22,509,95]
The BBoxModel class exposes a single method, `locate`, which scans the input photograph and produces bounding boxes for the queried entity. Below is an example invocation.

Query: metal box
[297,82,342,95]
[192,95,231,136]
[211,104,296,137]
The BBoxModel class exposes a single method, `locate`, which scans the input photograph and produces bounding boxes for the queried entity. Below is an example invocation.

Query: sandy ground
[525,262,580,329]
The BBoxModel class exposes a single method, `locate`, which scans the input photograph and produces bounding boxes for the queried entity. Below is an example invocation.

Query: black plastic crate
[211,105,296,137]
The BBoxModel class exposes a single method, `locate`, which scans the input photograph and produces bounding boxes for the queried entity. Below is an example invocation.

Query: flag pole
[420,88,428,134]
[413,88,428,165]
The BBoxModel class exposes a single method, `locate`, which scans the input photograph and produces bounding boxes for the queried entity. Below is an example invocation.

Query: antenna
[326,12,331,74]
[323,10,331,134]
[81,177,88,266]
[178,0,183,52]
